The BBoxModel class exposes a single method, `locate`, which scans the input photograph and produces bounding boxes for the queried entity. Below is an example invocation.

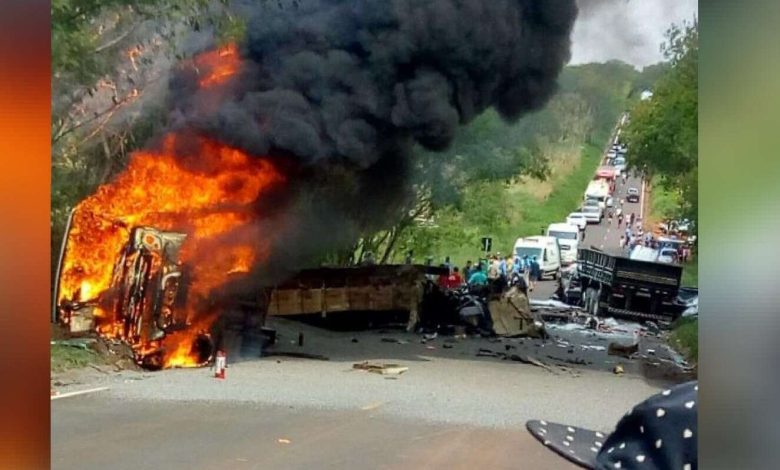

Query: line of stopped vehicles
[515,140,697,323]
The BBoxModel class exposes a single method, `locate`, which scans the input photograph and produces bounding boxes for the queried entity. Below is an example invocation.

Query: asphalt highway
[531,163,645,301]
[52,396,577,470]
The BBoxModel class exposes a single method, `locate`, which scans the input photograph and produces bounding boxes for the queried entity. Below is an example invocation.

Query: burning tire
[136,332,215,371]
[191,333,216,366]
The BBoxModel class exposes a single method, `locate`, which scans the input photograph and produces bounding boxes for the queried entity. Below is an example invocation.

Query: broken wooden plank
[353,362,409,375]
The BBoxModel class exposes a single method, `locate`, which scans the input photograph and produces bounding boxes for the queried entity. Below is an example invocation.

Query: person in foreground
[527,381,697,469]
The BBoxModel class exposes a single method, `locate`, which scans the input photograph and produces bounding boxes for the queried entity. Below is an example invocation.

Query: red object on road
[214,350,226,379]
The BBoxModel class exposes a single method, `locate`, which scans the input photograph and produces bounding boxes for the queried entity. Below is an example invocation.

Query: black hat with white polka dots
[526,381,697,469]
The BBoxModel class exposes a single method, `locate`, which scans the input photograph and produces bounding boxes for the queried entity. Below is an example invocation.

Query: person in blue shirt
[512,256,521,279]
[468,263,488,286]
[521,255,531,288]
[530,256,541,291]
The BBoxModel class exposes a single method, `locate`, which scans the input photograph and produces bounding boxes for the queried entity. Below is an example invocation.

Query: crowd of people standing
[434,252,541,295]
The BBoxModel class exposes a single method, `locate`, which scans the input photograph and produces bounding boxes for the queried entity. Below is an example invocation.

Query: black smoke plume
[167,0,579,285]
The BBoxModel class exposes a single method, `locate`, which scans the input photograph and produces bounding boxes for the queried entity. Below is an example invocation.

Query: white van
[546,223,579,266]
[513,236,561,280]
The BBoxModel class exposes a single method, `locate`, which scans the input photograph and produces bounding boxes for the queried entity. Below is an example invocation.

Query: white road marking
[51,386,109,400]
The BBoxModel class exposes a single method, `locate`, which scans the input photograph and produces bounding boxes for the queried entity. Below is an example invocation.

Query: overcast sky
[571,0,698,68]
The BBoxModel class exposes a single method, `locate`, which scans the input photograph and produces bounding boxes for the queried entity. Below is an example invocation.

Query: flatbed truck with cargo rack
[575,247,683,322]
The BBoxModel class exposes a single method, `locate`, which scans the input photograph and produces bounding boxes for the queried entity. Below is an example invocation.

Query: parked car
[581,205,602,224]
[612,156,627,175]
[659,218,694,236]
[566,213,588,231]
[658,247,680,264]
[606,196,614,208]
[583,198,605,214]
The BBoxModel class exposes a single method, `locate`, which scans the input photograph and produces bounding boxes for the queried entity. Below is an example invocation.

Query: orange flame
[196,43,241,88]
[58,132,284,368]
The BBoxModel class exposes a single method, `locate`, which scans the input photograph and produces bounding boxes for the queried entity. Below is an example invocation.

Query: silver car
[581,205,602,224]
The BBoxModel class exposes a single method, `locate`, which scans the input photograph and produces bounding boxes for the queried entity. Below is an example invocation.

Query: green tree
[625,20,698,222]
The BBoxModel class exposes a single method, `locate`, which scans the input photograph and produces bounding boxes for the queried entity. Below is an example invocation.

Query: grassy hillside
[436,141,604,266]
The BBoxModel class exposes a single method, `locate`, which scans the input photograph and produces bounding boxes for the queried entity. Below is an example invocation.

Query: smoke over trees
[166,0,579,280]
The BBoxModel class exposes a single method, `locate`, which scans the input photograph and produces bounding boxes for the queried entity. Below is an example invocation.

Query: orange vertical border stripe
[0,1,51,469]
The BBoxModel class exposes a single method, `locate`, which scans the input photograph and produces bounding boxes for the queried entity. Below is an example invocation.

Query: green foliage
[394,142,605,266]
[681,253,698,287]
[215,13,248,45]
[506,143,604,242]
[631,62,672,98]
[558,61,639,138]
[51,344,97,372]
[625,21,698,223]
[649,176,684,221]
[671,317,698,363]
[52,0,212,83]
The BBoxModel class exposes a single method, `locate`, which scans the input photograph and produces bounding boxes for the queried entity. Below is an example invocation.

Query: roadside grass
[509,144,584,201]
[506,141,603,243]
[51,344,97,372]
[681,255,698,287]
[440,140,604,267]
[670,317,698,363]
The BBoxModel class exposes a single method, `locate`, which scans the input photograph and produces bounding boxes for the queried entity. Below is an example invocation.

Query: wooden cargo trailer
[266,264,447,329]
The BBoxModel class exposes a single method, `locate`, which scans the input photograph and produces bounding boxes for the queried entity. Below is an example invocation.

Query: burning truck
[53,133,286,370]
[55,221,210,370]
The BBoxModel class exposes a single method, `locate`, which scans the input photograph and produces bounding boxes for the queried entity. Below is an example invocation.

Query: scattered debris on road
[264,352,330,361]
[477,348,500,358]
[353,362,409,375]
[607,341,639,358]
[381,338,408,344]
[509,354,555,373]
